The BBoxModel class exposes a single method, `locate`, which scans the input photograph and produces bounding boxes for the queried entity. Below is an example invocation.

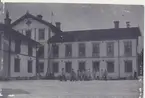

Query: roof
[0,24,40,46]
[11,12,62,34]
[48,27,141,43]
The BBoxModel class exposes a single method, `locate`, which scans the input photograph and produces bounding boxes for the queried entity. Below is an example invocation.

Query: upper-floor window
[92,43,100,57]
[38,28,45,40]
[124,41,132,56]
[79,43,85,57]
[107,42,114,57]
[14,58,20,72]
[15,40,21,54]
[125,60,132,72]
[65,44,72,57]
[52,44,59,58]
[28,43,33,56]
[25,29,31,38]
[107,61,114,73]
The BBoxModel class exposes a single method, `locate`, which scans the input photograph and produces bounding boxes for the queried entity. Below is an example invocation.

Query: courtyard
[0,80,142,98]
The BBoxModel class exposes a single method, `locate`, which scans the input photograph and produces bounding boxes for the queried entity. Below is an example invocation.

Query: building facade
[0,14,40,78]
[10,11,141,79]
[11,11,61,76]
[48,22,141,79]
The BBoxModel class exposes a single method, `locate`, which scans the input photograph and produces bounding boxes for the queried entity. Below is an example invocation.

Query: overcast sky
[0,3,144,50]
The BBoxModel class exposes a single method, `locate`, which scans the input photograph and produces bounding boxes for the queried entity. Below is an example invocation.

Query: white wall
[49,39,138,79]
[12,18,53,76]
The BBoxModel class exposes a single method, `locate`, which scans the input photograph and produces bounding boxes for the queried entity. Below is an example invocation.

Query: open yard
[0,80,142,98]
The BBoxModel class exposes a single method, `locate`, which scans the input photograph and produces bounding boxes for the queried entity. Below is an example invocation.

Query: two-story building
[48,21,141,79]
[11,11,61,76]
[0,11,40,79]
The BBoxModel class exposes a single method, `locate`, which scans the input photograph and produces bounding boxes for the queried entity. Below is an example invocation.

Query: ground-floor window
[125,60,132,72]
[28,60,33,73]
[107,61,114,73]
[39,62,44,72]
[92,61,100,72]
[65,62,72,73]
[52,62,59,73]
[14,58,20,72]
[78,61,85,72]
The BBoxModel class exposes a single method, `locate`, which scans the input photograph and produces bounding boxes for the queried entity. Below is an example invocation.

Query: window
[39,62,44,72]
[78,61,85,72]
[14,58,20,72]
[28,44,33,56]
[125,60,132,72]
[52,62,59,73]
[15,40,21,54]
[92,43,100,57]
[65,62,72,73]
[107,42,114,57]
[107,61,114,73]
[38,28,45,40]
[25,29,31,38]
[38,46,44,58]
[79,43,85,57]
[52,44,59,58]
[65,44,72,57]
[28,60,32,73]
[92,61,100,72]
[124,41,132,56]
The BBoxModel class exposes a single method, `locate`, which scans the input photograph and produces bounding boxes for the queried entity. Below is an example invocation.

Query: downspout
[8,35,11,78]
[118,40,120,79]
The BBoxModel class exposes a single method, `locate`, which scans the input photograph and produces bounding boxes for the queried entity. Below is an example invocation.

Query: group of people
[59,68,108,81]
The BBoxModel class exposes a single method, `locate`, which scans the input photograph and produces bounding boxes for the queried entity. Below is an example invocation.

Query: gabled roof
[0,24,40,46]
[48,27,141,43]
[11,12,62,34]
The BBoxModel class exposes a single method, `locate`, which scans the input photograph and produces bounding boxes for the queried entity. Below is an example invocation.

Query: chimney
[126,21,130,28]
[37,14,43,19]
[114,21,119,29]
[4,10,11,25]
[55,22,61,30]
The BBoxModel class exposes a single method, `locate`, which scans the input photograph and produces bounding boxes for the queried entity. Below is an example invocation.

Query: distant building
[48,21,141,79]
[11,11,61,77]
[0,11,40,78]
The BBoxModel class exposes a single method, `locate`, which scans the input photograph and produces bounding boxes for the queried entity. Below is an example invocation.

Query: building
[10,11,141,79]
[48,21,141,79]
[11,11,61,77]
[0,11,40,78]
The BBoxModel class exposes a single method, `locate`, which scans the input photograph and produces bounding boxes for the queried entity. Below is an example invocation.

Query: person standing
[104,69,108,81]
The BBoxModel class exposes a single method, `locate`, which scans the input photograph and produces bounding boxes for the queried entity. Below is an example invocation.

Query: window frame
[38,28,45,40]
[65,61,72,73]
[106,42,114,57]
[14,58,20,72]
[65,44,72,57]
[124,41,132,56]
[15,40,21,54]
[52,62,59,73]
[124,60,132,73]
[107,61,114,73]
[92,43,100,57]
[28,60,33,73]
[78,43,86,57]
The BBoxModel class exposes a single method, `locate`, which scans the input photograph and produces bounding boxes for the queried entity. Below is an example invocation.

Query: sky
[0,3,144,50]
